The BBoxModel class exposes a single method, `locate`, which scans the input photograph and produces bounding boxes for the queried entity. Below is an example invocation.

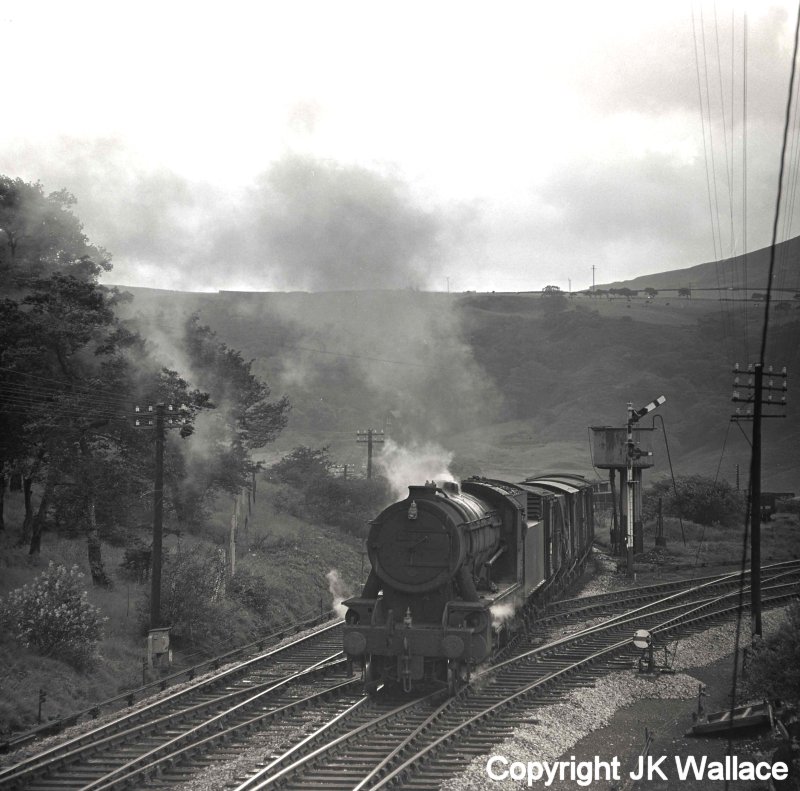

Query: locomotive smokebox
[366,482,501,595]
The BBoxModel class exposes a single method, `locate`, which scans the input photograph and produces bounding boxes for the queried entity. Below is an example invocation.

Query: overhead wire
[725,3,800,776]
[0,366,134,408]
[692,4,722,263]
[712,2,738,364]
[741,11,750,359]
[692,3,738,364]
[760,3,800,364]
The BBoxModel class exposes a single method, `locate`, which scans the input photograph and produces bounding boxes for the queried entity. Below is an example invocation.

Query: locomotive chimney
[408,482,438,500]
[441,481,460,496]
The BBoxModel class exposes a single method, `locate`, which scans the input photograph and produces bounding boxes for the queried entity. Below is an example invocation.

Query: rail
[0,608,337,754]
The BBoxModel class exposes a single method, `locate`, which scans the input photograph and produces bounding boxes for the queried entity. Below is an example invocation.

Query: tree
[678,287,692,298]
[0,176,210,583]
[541,285,562,295]
[0,180,129,579]
[645,287,658,298]
[159,315,290,532]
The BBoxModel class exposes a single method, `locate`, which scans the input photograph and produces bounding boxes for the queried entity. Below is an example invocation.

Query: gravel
[439,606,789,791]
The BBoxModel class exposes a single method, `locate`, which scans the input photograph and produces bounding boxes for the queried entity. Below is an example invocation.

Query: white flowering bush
[0,562,104,669]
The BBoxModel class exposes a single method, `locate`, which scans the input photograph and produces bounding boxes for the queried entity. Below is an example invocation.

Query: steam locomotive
[342,474,595,693]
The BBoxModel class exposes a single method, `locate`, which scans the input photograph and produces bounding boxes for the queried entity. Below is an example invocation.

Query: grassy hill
[115,281,800,493]
[599,236,800,296]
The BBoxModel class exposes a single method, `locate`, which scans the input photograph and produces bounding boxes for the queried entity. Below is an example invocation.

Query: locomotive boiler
[342,473,594,693]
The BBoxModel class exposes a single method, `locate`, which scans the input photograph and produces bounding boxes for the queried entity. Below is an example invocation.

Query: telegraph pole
[356,429,384,479]
[134,403,191,631]
[731,362,788,637]
[153,405,165,628]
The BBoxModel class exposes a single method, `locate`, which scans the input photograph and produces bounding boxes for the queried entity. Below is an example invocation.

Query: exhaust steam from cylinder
[326,569,352,619]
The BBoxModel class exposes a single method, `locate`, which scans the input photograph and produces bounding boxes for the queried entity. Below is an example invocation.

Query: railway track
[0,621,349,791]
[4,563,797,790]
[228,564,799,791]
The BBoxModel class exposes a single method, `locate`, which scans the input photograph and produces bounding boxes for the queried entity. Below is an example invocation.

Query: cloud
[0,141,455,292]
[573,6,794,120]
[248,155,442,290]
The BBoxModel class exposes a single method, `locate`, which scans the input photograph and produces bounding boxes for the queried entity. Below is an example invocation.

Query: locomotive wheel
[446,661,467,696]
[363,657,381,695]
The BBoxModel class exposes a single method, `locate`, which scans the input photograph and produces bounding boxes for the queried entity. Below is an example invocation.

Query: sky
[2,1,800,293]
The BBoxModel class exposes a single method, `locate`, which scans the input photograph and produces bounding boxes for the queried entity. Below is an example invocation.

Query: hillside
[599,236,800,296]
[115,285,800,492]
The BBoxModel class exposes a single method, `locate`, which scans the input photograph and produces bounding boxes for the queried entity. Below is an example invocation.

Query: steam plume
[376,439,456,500]
[326,569,352,619]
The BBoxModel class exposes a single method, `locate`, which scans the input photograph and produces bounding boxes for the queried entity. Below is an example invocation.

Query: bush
[267,449,391,536]
[775,498,800,515]
[140,545,229,646]
[742,602,800,706]
[643,475,745,527]
[268,446,332,487]
[0,563,104,669]
[304,476,390,536]
[228,565,273,612]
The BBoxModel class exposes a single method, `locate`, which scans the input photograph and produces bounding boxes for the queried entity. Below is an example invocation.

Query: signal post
[590,396,665,576]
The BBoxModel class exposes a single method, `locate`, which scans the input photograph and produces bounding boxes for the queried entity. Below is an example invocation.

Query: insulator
[749,377,754,386]
[734,376,740,385]
[734,362,740,372]
[781,394,787,404]
[768,365,774,373]
[748,363,754,372]
[782,366,787,375]
[733,391,740,400]
[784,380,788,390]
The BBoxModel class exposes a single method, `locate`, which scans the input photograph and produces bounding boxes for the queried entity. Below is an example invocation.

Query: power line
[0,367,133,407]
